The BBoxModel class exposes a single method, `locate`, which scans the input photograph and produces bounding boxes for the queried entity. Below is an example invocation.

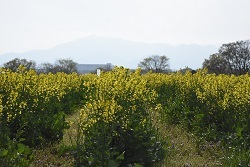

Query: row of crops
[0,67,249,166]
[0,67,91,166]
[143,71,250,165]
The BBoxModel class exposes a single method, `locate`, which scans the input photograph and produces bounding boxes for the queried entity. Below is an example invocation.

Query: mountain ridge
[0,36,218,70]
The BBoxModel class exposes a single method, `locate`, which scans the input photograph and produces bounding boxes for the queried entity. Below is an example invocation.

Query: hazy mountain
[0,35,218,70]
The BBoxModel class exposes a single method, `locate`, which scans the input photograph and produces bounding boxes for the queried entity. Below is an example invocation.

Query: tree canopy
[202,53,229,75]
[203,40,250,75]
[3,58,36,72]
[138,55,170,73]
[39,58,78,74]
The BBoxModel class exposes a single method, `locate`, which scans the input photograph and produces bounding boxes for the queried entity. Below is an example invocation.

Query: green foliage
[203,40,250,75]
[0,123,33,167]
[221,136,250,167]
[143,70,250,166]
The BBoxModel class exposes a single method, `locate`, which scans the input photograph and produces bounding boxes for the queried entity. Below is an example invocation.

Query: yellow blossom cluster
[143,70,250,138]
[79,67,161,131]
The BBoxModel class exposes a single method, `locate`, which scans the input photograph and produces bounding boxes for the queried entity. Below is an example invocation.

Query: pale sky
[0,0,250,54]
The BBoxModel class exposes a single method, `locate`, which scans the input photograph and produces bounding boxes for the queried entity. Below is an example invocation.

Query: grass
[160,124,223,166]
[29,145,74,167]
[29,112,79,167]
[29,110,224,167]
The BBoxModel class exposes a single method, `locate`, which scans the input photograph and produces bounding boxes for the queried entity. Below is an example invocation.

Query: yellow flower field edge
[1,66,249,166]
[0,67,88,166]
[75,67,167,166]
[143,70,250,165]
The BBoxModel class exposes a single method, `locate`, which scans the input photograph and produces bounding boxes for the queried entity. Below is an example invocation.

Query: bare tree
[38,62,55,73]
[39,58,78,74]
[54,59,78,73]
[104,63,113,71]
[138,55,170,73]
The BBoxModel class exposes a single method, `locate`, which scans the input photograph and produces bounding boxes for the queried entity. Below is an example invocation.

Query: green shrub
[0,122,33,167]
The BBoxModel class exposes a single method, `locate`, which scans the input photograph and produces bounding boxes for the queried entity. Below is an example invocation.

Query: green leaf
[239,160,247,167]
[115,151,124,161]
[0,148,8,157]
[18,138,26,142]
[108,160,117,167]
[111,151,120,156]
[23,146,31,155]
[17,143,25,154]
[196,113,204,120]
[236,126,243,138]
[134,163,143,167]
[88,156,95,165]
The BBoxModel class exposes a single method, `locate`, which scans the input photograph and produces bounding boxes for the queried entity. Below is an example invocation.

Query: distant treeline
[1,39,250,75]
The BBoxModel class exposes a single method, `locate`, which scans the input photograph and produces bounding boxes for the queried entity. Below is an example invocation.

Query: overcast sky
[0,0,250,54]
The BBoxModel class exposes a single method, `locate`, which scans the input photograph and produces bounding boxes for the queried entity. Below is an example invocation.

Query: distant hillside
[0,36,218,70]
